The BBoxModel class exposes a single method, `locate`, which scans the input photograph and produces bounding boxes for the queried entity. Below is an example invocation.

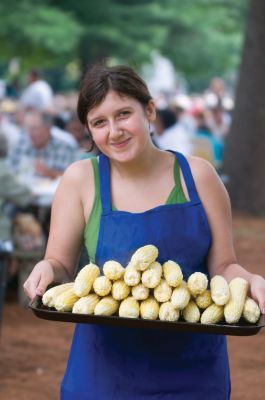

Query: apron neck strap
[98,151,200,213]
[174,151,200,203]
[98,154,112,214]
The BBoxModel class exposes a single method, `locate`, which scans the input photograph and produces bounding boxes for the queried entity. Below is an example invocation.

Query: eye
[118,110,131,118]
[94,119,105,127]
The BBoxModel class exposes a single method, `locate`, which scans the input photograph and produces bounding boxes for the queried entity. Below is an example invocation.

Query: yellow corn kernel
[171,282,190,310]
[124,262,141,286]
[74,263,100,297]
[187,272,208,296]
[119,297,140,319]
[243,297,260,324]
[112,280,130,300]
[141,261,162,288]
[140,297,159,320]
[163,261,183,288]
[130,244,158,271]
[153,279,172,303]
[54,288,79,312]
[72,294,100,314]
[210,275,230,306]
[159,302,180,322]
[182,301,200,323]
[131,284,150,300]
[201,304,224,324]
[42,282,74,307]
[94,296,119,316]
[224,277,248,324]
[103,260,125,281]
[196,289,213,309]
[93,276,112,296]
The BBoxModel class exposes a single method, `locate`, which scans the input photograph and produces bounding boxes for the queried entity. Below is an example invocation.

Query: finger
[36,273,52,296]
[23,274,41,300]
[252,288,265,314]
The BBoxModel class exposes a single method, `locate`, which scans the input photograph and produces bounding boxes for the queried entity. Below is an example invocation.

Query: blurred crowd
[0,69,233,262]
[152,76,233,169]
[0,69,98,272]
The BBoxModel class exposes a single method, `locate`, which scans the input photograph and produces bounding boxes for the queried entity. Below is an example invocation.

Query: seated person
[0,134,31,244]
[8,110,79,180]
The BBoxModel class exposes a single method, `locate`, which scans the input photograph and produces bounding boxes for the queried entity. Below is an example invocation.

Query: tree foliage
[0,0,248,85]
[0,0,83,68]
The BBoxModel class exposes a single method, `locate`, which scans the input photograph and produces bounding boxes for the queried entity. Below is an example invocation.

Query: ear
[145,99,156,122]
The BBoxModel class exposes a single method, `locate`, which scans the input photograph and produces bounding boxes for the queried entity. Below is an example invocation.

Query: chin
[100,145,139,163]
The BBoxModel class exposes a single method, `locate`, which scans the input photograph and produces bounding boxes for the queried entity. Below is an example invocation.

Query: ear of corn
[182,301,201,323]
[93,276,112,296]
[153,279,172,303]
[163,261,183,288]
[159,302,180,322]
[119,297,140,318]
[103,260,125,281]
[42,282,74,307]
[74,263,100,297]
[131,284,150,300]
[140,297,159,320]
[131,244,158,271]
[201,304,224,324]
[94,296,119,316]
[171,282,190,310]
[224,277,248,324]
[187,272,208,297]
[141,261,162,288]
[124,263,141,286]
[112,280,130,300]
[54,288,80,312]
[72,294,99,314]
[210,275,230,305]
[195,289,213,309]
[243,297,260,324]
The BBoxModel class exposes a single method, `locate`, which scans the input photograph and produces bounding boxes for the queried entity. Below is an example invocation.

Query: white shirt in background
[154,123,193,156]
[51,126,78,149]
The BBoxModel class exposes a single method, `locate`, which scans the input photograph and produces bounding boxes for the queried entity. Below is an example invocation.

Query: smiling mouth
[111,138,131,147]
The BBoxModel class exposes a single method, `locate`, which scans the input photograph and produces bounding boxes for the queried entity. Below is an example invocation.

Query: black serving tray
[29,296,265,337]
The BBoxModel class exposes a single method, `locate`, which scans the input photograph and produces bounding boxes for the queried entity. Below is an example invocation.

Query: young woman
[24,64,265,400]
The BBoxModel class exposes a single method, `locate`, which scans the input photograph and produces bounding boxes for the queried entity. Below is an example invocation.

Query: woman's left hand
[250,274,265,314]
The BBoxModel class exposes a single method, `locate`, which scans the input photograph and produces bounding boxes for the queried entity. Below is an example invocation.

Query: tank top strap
[98,154,112,214]
[174,151,200,204]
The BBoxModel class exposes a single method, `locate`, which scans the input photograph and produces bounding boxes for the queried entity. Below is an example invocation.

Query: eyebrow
[88,106,133,125]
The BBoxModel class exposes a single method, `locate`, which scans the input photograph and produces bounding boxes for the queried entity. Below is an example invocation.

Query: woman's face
[86,90,156,162]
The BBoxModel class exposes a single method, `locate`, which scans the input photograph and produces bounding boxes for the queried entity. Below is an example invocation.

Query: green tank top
[84,156,187,262]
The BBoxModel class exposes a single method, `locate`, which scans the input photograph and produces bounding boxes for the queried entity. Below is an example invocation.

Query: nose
[109,119,122,139]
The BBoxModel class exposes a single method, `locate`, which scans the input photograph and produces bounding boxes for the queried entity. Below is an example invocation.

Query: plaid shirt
[8,132,78,175]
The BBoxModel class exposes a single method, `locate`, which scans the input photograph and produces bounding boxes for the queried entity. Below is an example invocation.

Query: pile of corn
[42,245,261,325]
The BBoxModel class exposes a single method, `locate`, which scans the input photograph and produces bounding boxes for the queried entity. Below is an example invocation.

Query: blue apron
[61,152,231,399]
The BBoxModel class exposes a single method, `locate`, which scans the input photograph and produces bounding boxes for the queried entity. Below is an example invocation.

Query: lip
[110,138,131,148]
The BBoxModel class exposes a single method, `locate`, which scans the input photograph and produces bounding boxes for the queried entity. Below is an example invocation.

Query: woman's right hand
[23,260,56,300]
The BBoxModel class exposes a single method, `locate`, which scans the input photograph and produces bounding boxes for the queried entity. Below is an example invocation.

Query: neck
[109,142,166,180]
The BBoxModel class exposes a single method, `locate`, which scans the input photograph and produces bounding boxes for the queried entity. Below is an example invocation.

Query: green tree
[0,0,83,69]
[0,0,249,89]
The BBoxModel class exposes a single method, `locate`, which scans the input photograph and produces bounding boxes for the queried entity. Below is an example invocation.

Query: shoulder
[55,158,96,220]
[186,155,230,205]
[186,155,219,184]
[62,158,94,185]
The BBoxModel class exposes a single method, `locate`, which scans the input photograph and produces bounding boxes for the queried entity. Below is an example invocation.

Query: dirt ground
[0,212,264,400]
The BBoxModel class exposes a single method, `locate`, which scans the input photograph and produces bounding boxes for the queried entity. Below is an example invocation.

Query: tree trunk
[223,0,265,214]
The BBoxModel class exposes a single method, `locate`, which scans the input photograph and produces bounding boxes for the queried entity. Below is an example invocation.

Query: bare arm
[23,159,93,299]
[189,156,265,312]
